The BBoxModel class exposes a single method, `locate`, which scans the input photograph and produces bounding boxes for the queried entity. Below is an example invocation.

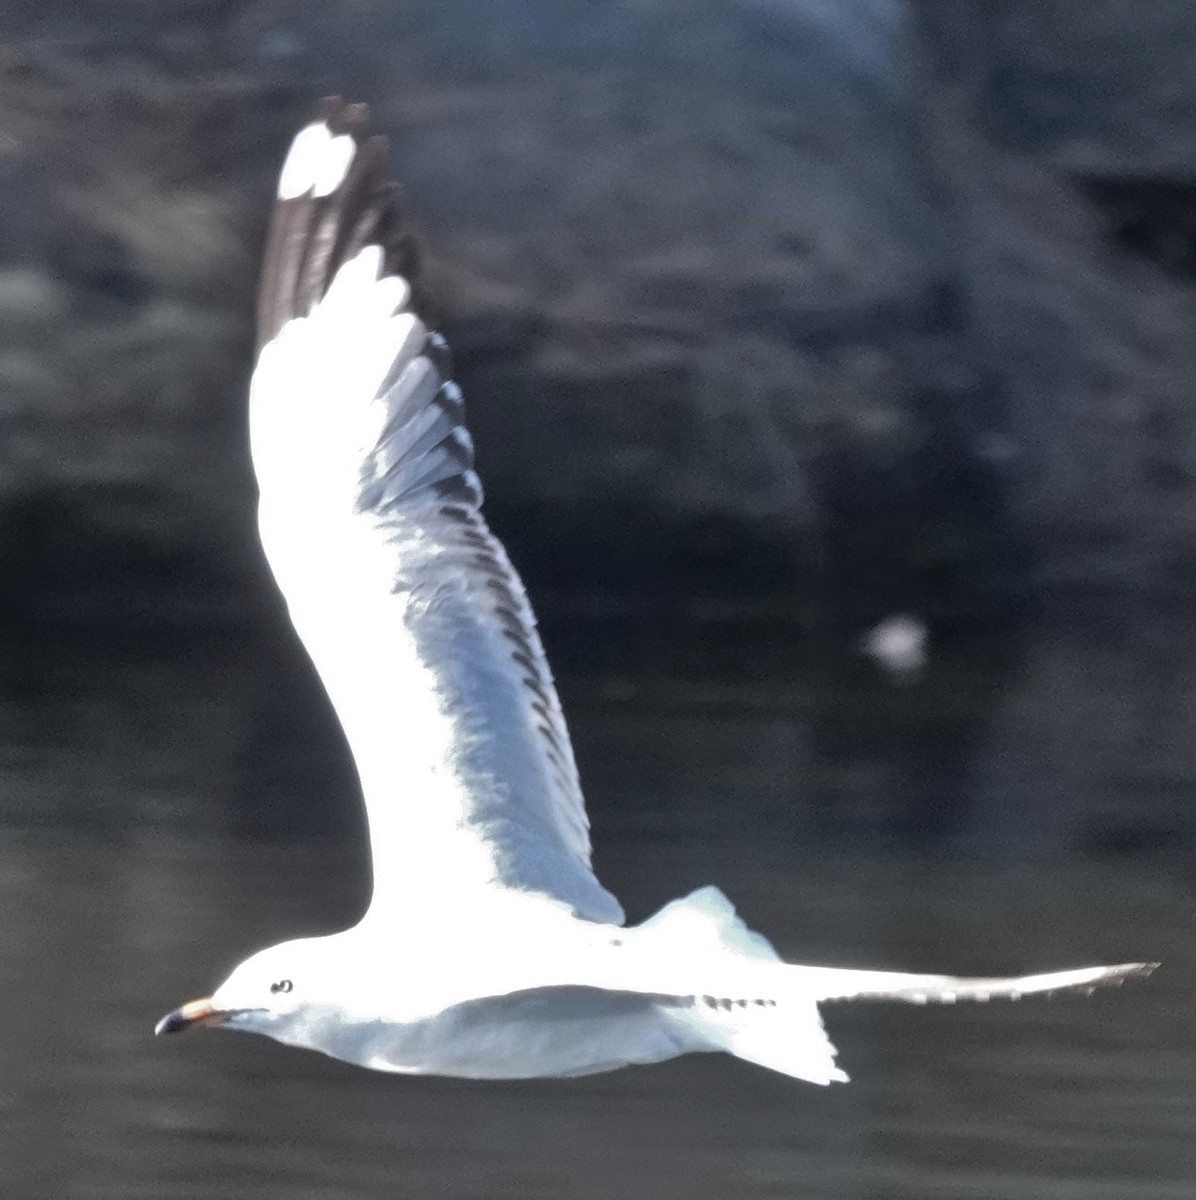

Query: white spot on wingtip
[312,133,355,197]
[278,123,356,200]
[278,122,330,198]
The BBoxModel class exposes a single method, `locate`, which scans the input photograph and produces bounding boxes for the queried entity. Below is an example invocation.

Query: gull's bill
[155,99,1158,1086]
[154,997,225,1035]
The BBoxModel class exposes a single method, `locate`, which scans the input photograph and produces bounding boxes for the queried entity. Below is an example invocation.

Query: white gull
[155,100,1156,1084]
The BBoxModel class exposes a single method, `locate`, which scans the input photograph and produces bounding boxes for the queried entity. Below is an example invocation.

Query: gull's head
[155,939,315,1037]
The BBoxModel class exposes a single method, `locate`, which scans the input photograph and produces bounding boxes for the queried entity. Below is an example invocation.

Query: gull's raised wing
[250,99,623,925]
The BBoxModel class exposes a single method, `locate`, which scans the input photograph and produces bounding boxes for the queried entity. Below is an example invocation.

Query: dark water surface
[2,613,1193,1199]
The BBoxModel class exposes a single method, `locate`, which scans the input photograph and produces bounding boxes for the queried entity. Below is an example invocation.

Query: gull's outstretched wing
[807,960,1159,1003]
[250,99,623,925]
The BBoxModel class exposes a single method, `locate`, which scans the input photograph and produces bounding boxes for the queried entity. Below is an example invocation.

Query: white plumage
[155,101,1156,1085]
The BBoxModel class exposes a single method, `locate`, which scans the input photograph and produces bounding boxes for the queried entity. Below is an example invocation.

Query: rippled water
[2,612,1192,1198]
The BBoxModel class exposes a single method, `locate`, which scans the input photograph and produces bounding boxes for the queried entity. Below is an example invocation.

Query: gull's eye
[270,979,293,995]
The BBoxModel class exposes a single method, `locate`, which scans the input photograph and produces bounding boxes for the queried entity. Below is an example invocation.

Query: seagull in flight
[156,100,1156,1084]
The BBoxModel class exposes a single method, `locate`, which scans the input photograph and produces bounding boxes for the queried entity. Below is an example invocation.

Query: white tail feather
[640,888,848,1083]
[663,991,849,1084]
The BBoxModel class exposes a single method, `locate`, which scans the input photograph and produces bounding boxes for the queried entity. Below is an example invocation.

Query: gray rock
[2,1,1192,630]
[965,0,1196,174]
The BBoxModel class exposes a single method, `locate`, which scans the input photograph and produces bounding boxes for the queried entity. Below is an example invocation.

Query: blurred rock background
[3,0,1196,632]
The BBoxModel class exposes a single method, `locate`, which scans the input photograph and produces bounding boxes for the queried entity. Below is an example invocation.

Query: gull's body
[156,101,1155,1084]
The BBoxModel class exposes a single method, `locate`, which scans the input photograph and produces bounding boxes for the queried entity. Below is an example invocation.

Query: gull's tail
[639,887,1157,1086]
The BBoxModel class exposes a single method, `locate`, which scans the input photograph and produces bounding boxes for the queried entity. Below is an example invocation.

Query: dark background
[2,3,1194,1198]
[8,0,1196,631]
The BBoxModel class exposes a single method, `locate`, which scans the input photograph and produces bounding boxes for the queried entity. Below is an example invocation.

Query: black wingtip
[256,99,422,354]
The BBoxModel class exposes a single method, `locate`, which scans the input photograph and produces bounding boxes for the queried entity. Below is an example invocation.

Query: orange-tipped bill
[154,997,227,1036]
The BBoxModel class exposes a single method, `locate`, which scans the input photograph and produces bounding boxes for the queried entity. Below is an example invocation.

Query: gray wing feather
[250,101,622,924]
